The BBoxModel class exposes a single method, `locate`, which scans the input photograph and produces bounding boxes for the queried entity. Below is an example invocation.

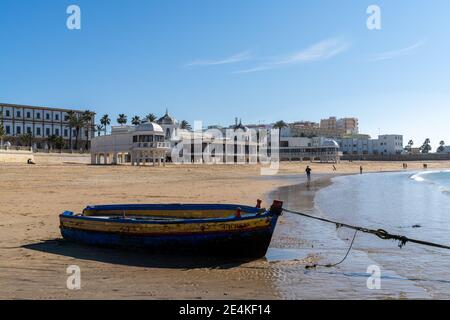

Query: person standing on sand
[360,165,363,174]
[306,166,312,180]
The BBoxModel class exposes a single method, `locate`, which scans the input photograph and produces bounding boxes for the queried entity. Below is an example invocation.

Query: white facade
[339,134,403,155]
[91,123,170,165]
[170,127,260,164]
[279,136,340,162]
[0,103,94,149]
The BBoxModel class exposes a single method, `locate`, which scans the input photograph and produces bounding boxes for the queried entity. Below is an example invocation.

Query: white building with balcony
[90,122,170,165]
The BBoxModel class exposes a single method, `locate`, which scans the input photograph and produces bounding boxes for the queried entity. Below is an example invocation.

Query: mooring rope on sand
[281,207,450,268]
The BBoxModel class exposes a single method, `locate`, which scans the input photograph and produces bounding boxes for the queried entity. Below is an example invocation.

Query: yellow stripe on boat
[60,216,272,235]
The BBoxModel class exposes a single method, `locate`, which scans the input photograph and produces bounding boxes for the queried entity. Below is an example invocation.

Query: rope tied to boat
[282,207,450,251]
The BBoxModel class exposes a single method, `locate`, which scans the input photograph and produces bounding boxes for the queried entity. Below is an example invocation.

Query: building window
[46,128,50,136]
[64,129,68,137]
[6,126,11,135]
[55,114,59,121]
[16,111,21,117]
[55,128,60,136]
[36,128,41,136]
[16,126,21,134]
[27,112,31,118]
[36,113,41,119]
[27,127,32,134]
[46,114,50,120]
[5,110,10,117]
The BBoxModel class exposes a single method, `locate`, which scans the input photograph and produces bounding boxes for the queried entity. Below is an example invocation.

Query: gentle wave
[410,170,450,195]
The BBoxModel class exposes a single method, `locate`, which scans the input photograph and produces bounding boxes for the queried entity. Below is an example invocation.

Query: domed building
[90,122,170,166]
[157,109,178,140]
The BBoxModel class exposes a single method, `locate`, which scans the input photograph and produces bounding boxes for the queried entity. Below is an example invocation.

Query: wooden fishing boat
[59,200,283,258]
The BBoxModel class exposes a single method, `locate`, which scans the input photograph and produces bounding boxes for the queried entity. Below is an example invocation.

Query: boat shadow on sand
[22,239,259,269]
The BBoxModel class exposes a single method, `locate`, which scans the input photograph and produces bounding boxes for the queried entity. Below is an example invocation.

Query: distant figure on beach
[332,165,337,171]
[27,159,35,165]
[305,166,312,180]
[360,166,363,174]
[423,163,428,169]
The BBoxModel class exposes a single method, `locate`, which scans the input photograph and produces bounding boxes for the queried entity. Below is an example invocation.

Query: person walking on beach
[306,166,312,181]
[360,165,363,174]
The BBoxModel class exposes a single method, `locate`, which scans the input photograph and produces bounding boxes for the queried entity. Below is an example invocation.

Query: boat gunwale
[83,203,260,212]
[60,208,271,225]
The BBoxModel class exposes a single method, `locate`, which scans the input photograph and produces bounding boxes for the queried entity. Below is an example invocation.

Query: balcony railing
[133,142,171,149]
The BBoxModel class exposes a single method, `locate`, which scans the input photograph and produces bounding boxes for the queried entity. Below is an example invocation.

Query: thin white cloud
[186,51,252,67]
[369,41,426,62]
[234,37,349,74]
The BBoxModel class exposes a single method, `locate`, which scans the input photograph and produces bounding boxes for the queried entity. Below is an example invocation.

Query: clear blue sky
[1,0,449,149]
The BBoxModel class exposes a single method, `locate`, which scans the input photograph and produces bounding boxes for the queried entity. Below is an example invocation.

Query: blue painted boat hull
[61,216,277,258]
[59,202,283,258]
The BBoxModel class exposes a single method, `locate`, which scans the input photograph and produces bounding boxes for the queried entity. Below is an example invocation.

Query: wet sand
[1,161,450,299]
[268,178,434,299]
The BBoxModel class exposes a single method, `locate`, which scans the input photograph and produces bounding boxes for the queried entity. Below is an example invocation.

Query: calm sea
[315,170,450,298]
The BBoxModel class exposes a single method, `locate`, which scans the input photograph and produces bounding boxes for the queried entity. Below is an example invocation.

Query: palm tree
[405,139,414,152]
[95,124,104,137]
[66,111,78,151]
[69,115,84,152]
[273,120,288,149]
[180,120,191,130]
[0,110,5,148]
[82,110,96,150]
[437,140,446,153]
[420,138,432,154]
[145,113,157,123]
[117,114,127,126]
[100,114,111,135]
[131,116,141,126]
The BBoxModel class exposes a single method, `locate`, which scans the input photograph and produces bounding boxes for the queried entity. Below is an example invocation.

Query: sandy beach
[1,160,450,299]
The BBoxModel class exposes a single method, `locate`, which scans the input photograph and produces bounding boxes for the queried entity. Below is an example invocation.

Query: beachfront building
[281,117,359,139]
[0,103,95,150]
[279,137,341,162]
[170,128,260,164]
[90,122,170,165]
[339,134,403,155]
